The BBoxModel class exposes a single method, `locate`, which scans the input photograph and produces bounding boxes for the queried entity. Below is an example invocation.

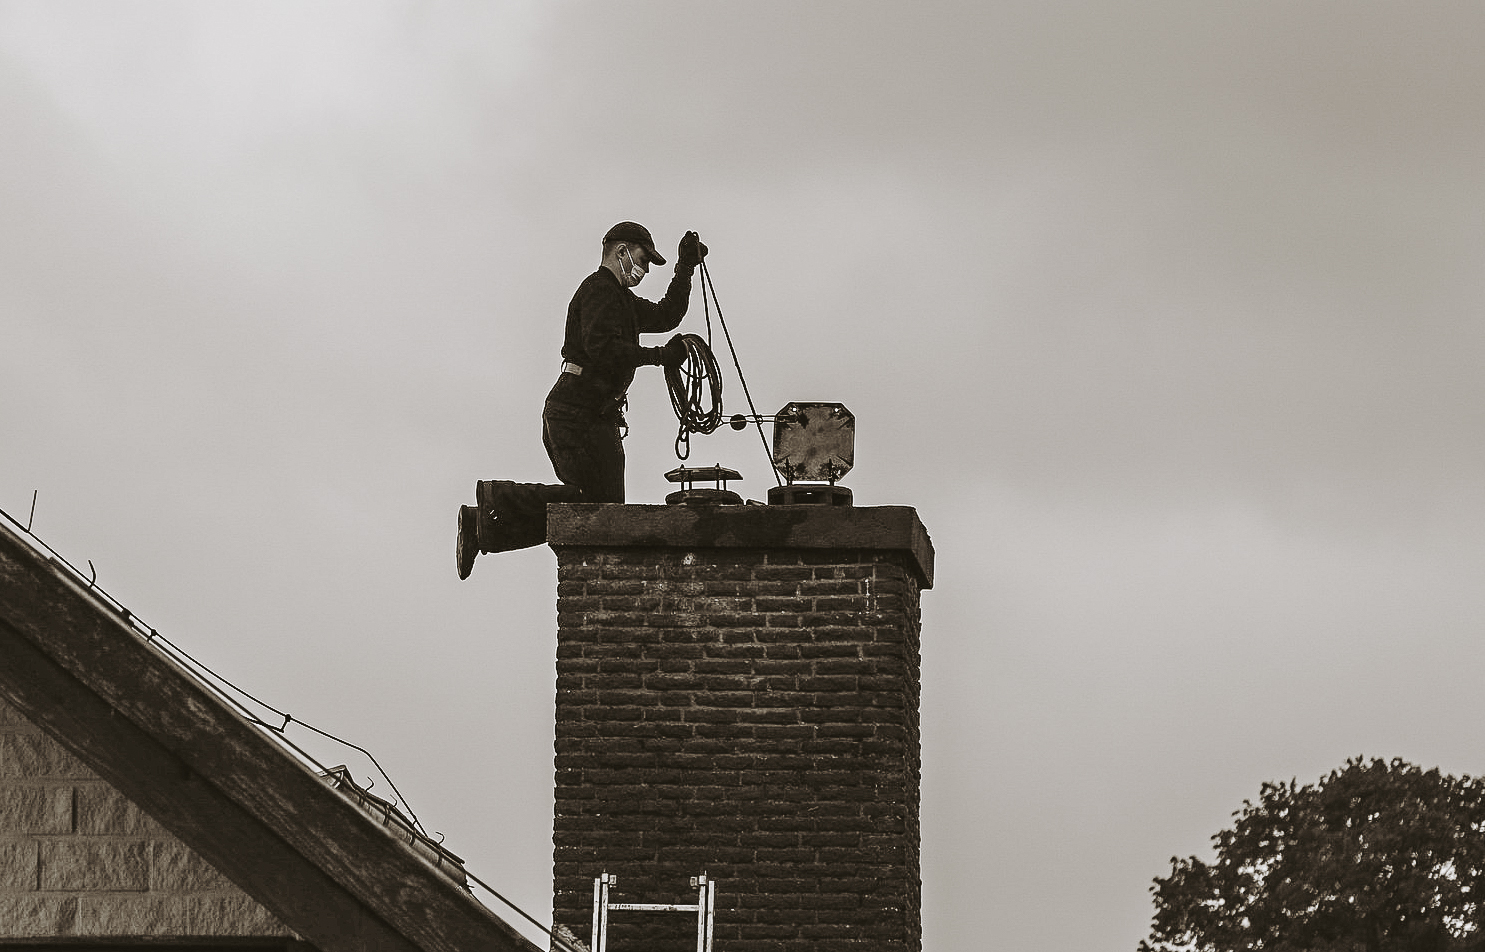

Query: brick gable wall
[551,520,926,952]
[0,695,297,941]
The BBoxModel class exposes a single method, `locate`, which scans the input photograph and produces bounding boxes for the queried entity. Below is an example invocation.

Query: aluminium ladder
[590,871,716,952]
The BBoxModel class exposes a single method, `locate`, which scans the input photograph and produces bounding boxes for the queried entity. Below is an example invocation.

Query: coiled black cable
[664,333,724,459]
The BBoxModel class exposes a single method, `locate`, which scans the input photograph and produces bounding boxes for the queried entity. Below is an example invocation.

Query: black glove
[677,230,708,270]
[659,334,688,369]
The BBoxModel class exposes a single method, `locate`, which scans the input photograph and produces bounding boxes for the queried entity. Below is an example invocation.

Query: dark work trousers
[543,399,625,502]
[477,384,623,553]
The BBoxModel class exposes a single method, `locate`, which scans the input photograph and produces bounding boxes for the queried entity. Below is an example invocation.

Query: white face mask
[619,246,645,286]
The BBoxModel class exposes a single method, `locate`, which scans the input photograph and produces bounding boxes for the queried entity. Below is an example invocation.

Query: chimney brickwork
[549,504,933,952]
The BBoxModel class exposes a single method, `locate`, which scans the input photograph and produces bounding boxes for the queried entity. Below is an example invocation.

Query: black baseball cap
[603,221,666,266]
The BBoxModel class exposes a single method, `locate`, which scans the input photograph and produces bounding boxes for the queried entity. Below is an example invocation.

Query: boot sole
[456,505,478,579]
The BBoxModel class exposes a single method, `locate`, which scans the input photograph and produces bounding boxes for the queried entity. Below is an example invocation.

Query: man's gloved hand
[677,231,708,270]
[659,333,689,369]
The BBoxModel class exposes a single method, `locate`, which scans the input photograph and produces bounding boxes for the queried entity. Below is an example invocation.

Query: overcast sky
[4,3,1484,949]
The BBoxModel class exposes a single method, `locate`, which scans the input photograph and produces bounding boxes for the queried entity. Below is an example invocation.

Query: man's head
[602,221,665,288]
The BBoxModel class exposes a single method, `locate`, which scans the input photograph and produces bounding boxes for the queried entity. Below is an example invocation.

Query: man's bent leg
[474,479,580,553]
[585,421,625,503]
[544,401,625,503]
[455,396,620,578]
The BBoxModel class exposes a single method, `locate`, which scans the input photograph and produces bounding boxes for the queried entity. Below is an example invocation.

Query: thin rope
[700,260,780,484]
[676,259,782,484]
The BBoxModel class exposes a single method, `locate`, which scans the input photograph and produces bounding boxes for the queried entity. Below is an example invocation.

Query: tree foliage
[1141,757,1485,952]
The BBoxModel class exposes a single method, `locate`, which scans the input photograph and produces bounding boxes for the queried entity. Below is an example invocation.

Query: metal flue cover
[772,402,854,483]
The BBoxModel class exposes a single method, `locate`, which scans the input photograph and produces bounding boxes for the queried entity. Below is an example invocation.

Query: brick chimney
[548,503,933,952]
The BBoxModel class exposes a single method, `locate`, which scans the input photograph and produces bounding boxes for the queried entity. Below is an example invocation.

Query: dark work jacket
[555,265,691,409]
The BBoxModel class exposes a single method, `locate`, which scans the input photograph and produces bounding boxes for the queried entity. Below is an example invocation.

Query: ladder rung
[592,872,716,952]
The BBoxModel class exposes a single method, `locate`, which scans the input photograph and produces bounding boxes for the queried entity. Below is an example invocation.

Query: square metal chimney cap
[772,402,854,483]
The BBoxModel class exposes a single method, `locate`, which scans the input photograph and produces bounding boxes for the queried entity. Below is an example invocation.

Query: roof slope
[0,519,539,952]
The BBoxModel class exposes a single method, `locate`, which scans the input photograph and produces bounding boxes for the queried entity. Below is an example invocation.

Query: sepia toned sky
[3,3,1484,949]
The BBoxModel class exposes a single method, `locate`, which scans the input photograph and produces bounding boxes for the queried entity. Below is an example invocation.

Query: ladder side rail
[591,876,602,952]
[703,879,716,952]
[693,876,706,952]
[596,874,616,952]
[695,889,705,952]
[601,876,612,952]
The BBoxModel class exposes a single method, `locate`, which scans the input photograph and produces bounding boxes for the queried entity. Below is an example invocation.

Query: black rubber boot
[477,501,545,554]
[476,479,501,512]
[474,480,580,553]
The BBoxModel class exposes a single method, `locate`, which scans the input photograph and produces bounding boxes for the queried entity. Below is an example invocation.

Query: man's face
[619,244,651,287]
